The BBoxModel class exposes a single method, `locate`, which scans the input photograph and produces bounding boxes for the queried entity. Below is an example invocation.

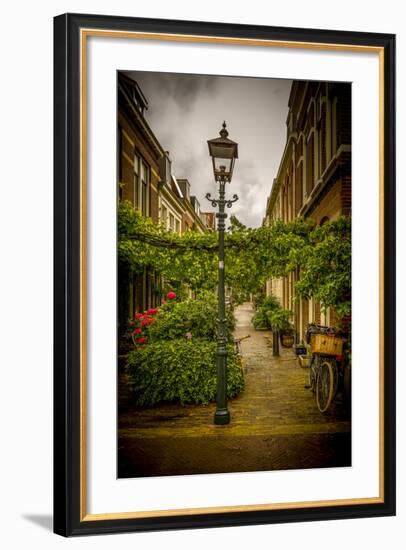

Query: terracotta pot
[281,333,294,348]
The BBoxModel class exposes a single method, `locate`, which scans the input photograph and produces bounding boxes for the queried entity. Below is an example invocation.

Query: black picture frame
[54,12,396,537]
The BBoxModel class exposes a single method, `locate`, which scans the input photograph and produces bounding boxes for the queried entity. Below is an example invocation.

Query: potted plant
[252,294,281,331]
[252,307,270,330]
[268,308,294,348]
[280,330,295,348]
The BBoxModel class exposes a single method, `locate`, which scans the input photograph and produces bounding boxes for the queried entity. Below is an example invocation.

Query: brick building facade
[263,80,351,340]
[117,73,209,330]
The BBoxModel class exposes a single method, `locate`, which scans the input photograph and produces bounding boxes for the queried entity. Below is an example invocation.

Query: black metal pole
[214,178,229,425]
[206,175,238,425]
[273,329,280,356]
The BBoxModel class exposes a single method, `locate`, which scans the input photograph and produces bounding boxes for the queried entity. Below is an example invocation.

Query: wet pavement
[118,302,351,477]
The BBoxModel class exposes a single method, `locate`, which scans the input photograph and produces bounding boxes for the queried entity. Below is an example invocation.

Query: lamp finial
[220,121,228,138]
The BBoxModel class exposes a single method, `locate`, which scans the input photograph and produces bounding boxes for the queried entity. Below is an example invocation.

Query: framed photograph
[54,13,396,536]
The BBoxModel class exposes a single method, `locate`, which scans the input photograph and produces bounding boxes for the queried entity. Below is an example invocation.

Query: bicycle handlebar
[234,335,251,343]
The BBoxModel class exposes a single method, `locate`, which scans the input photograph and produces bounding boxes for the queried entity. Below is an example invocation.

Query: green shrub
[252,294,281,329]
[260,295,282,311]
[267,308,294,333]
[252,307,270,329]
[125,338,244,406]
[147,294,235,342]
[253,292,265,310]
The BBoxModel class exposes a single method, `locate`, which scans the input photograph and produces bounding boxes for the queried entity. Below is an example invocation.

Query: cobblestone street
[118,302,351,477]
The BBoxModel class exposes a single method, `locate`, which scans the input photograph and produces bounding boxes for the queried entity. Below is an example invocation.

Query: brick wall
[149,184,159,223]
[301,299,309,339]
[309,182,342,224]
[340,150,352,216]
[267,80,351,339]
[118,110,161,222]
[117,93,164,327]
[314,302,321,325]
[118,115,136,205]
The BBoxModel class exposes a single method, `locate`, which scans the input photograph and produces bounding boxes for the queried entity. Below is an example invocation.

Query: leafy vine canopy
[118,201,351,317]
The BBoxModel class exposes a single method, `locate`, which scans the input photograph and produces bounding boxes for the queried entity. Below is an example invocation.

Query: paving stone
[118,302,351,477]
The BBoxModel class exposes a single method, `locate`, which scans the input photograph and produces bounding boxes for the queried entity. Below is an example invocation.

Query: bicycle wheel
[331,359,339,399]
[316,359,335,413]
[308,354,318,393]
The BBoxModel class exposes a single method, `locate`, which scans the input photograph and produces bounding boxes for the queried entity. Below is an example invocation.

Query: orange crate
[310,334,343,356]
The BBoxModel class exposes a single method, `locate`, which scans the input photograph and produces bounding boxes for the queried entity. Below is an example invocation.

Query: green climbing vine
[118,201,351,317]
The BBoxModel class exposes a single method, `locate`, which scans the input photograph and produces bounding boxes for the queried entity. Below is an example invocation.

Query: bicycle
[234,334,251,355]
[305,323,345,413]
[233,335,250,371]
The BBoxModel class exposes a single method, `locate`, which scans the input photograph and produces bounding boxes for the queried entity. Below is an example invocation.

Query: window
[306,133,314,196]
[283,185,288,222]
[134,151,150,215]
[175,219,180,234]
[288,174,293,221]
[141,160,149,216]
[161,204,168,228]
[169,213,175,232]
[133,153,140,208]
[295,161,303,214]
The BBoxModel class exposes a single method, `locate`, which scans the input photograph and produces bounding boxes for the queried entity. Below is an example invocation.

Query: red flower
[134,313,143,320]
[167,291,176,300]
[147,307,158,315]
[133,328,142,335]
[141,317,153,326]
[138,337,146,344]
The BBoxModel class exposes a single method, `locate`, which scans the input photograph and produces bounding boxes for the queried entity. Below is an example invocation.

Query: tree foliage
[118,201,351,318]
[293,217,351,317]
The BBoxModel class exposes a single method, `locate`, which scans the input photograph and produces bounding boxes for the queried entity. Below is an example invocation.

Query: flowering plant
[129,291,185,348]
[131,310,156,346]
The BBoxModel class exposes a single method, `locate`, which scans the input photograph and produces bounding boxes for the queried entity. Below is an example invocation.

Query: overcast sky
[126,71,292,228]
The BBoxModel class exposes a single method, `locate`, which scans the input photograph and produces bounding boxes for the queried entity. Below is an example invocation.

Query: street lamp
[206,122,239,425]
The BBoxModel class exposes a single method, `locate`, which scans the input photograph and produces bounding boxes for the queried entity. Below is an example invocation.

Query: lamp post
[206,122,239,425]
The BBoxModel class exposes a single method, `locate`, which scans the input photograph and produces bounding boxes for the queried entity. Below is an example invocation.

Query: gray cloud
[126,71,220,112]
[124,71,292,228]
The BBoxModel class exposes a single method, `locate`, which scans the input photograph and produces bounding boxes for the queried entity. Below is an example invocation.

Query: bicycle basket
[310,333,344,356]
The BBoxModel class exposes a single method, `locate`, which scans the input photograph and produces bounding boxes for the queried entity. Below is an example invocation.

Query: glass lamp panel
[214,157,232,173]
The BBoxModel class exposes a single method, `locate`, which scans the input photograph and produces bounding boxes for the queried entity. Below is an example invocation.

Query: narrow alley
[118,303,351,477]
